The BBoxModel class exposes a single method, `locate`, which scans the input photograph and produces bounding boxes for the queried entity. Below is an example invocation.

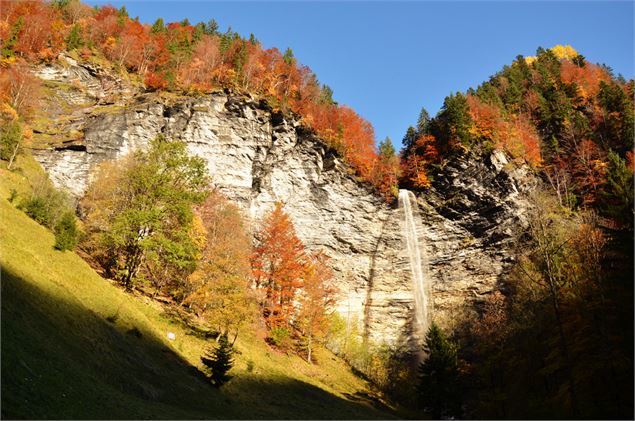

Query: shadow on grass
[1,268,397,420]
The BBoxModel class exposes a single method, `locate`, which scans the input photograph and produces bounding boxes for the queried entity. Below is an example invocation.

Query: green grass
[0,156,397,419]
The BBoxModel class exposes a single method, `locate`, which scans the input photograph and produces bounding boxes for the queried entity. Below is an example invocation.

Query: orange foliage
[0,60,42,119]
[400,135,439,189]
[560,61,611,102]
[467,95,541,166]
[1,0,65,60]
[571,139,608,206]
[3,0,388,196]
[251,203,307,329]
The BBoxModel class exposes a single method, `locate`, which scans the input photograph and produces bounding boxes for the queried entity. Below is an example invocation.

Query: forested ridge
[400,45,634,418]
[0,0,399,200]
[1,1,634,419]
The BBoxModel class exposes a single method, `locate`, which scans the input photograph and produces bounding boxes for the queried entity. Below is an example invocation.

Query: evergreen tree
[378,137,396,160]
[205,19,219,35]
[417,323,461,419]
[416,107,430,136]
[283,48,295,65]
[201,334,235,387]
[401,126,418,152]
[54,211,79,251]
[436,93,472,148]
[602,151,634,228]
[65,24,83,50]
[151,18,165,33]
[320,84,335,105]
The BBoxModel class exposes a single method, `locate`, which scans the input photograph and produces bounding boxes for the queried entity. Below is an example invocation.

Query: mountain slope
[0,157,397,420]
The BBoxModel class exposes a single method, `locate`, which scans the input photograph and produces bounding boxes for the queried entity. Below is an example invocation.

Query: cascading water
[399,189,429,345]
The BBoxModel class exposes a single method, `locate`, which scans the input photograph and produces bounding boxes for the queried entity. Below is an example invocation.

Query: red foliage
[3,0,388,196]
[571,139,608,206]
[400,134,439,189]
[560,61,611,103]
[467,95,541,166]
[144,71,168,91]
[0,59,42,119]
[251,203,307,328]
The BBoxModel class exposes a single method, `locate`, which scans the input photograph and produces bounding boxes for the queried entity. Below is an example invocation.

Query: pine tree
[416,107,430,136]
[401,126,418,152]
[201,334,235,387]
[151,18,165,33]
[416,323,461,419]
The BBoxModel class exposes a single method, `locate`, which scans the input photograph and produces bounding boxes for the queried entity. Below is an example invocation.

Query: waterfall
[399,189,429,343]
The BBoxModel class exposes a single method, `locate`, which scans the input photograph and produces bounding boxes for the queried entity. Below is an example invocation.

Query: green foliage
[598,80,634,152]
[269,326,291,348]
[417,323,461,419]
[205,19,219,35]
[82,136,209,289]
[151,18,166,34]
[283,48,295,65]
[602,150,634,228]
[0,177,394,419]
[20,175,72,229]
[0,120,22,169]
[378,137,395,160]
[401,126,418,152]
[201,334,235,387]
[9,188,18,203]
[54,211,79,251]
[65,24,83,51]
[436,92,472,148]
[416,107,430,136]
[320,84,335,105]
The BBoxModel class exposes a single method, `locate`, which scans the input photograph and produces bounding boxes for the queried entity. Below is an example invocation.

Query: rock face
[32,59,536,349]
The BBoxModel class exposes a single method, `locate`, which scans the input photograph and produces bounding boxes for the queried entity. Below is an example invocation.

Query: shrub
[54,211,79,251]
[269,326,291,348]
[22,196,53,226]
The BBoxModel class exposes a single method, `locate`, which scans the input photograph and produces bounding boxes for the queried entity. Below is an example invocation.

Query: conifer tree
[417,323,461,419]
[201,334,235,387]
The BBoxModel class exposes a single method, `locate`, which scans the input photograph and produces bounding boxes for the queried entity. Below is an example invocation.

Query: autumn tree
[251,202,306,329]
[0,60,42,120]
[81,136,209,290]
[513,191,582,416]
[296,251,337,363]
[184,192,256,342]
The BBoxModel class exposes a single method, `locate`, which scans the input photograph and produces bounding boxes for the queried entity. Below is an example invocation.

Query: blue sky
[87,0,634,150]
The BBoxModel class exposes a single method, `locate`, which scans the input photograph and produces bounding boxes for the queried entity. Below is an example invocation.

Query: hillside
[0,157,399,420]
[1,2,633,420]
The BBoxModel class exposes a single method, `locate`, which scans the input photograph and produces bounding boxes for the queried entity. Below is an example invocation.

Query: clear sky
[86,0,635,150]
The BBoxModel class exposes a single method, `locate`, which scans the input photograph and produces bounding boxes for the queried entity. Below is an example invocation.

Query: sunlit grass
[0,156,396,419]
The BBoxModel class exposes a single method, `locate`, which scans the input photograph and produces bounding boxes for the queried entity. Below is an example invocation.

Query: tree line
[0,0,400,201]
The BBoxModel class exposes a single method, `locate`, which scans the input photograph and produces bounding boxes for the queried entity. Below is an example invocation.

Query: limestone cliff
[31,56,536,350]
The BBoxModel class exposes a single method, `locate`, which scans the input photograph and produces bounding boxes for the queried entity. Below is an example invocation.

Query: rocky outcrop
[32,59,536,349]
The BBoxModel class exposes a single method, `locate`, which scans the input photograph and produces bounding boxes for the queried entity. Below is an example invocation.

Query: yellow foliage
[550,44,579,60]
[525,56,537,65]
[189,213,208,256]
[0,102,19,121]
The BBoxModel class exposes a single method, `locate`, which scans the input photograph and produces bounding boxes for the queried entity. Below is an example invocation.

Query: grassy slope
[0,156,397,419]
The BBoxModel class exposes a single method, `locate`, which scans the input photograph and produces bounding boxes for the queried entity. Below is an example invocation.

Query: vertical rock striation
[32,60,536,349]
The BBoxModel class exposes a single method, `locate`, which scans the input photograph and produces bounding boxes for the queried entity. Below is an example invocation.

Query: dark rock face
[32,58,536,348]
